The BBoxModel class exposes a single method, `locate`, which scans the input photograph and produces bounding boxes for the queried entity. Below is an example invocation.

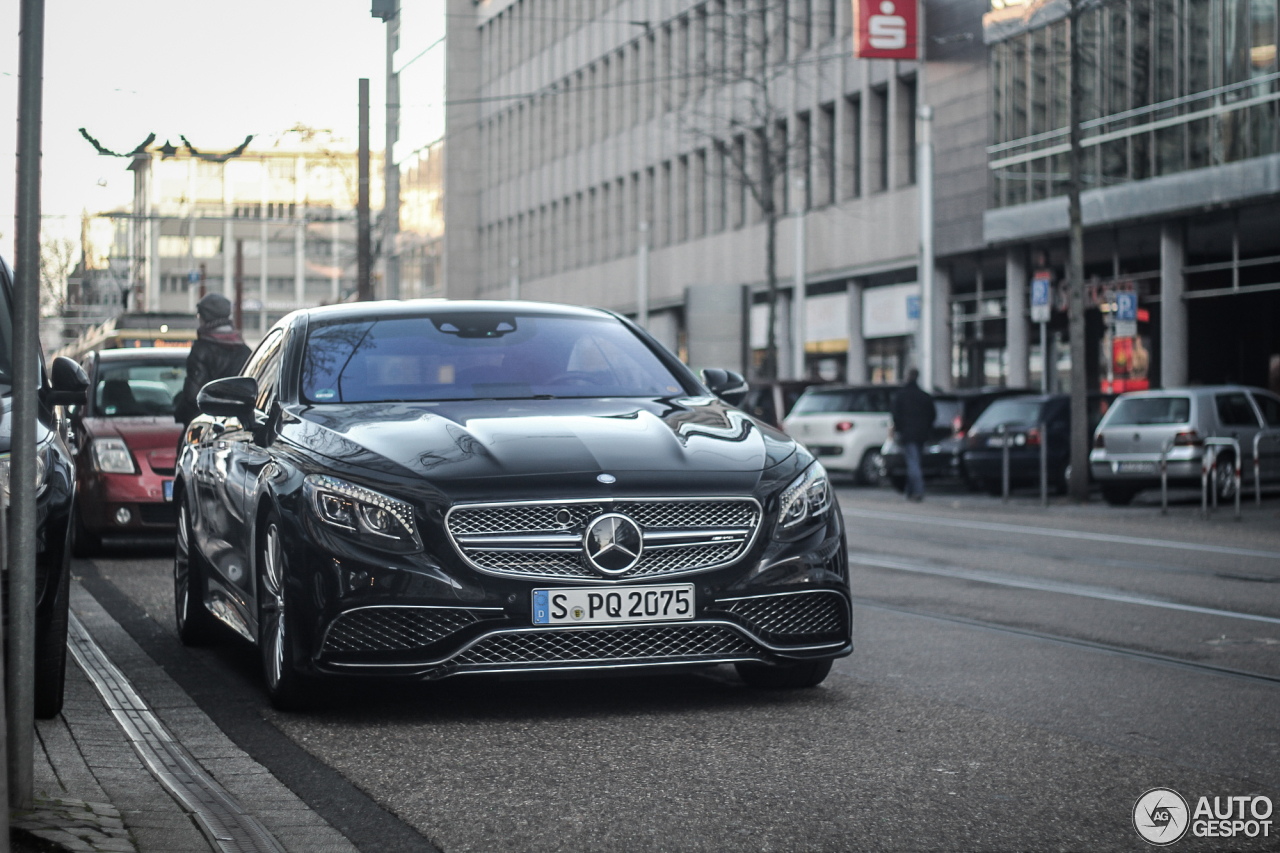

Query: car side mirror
[197,376,258,420]
[44,356,90,407]
[701,368,749,407]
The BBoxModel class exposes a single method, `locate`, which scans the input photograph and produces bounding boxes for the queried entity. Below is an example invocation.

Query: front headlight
[0,450,48,502]
[774,461,832,540]
[91,438,137,474]
[303,474,421,552]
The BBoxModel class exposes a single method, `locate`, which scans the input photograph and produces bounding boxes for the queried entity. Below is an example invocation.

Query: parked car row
[778,379,1280,503]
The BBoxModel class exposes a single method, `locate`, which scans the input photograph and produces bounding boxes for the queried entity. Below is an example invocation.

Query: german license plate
[1117,462,1156,473]
[532,584,694,626]
[163,480,174,502]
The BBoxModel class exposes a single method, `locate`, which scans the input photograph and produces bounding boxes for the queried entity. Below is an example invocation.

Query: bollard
[1202,437,1242,520]
[1256,431,1264,506]
[999,424,1010,504]
[1034,417,1044,504]
[1159,438,1172,516]
[1201,447,1211,518]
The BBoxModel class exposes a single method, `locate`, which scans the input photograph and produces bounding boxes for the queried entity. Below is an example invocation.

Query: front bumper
[78,469,177,532]
[290,504,852,681]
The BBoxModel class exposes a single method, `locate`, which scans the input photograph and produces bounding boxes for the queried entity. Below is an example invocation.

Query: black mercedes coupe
[175,301,851,708]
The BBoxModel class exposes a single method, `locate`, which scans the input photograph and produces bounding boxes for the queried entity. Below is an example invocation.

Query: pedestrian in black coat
[175,293,252,429]
[890,368,936,501]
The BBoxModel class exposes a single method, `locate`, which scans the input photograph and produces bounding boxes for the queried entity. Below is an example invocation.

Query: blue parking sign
[1031,272,1052,322]
[906,294,920,321]
[1116,292,1137,322]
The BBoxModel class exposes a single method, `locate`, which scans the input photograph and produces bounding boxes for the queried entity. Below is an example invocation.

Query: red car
[69,348,189,554]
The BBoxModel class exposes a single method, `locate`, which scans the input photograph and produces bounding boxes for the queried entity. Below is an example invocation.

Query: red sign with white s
[853,0,918,59]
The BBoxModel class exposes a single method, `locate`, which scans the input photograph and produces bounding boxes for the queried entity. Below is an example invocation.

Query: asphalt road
[74,484,1280,852]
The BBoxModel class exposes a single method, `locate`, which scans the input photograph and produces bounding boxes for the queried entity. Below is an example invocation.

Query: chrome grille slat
[445,498,761,581]
[322,607,488,654]
[715,592,847,640]
[453,624,757,667]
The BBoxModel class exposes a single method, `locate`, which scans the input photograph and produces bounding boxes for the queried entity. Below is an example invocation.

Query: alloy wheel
[261,523,287,691]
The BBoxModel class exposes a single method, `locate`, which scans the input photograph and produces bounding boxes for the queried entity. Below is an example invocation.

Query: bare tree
[39,236,78,318]
[679,0,827,380]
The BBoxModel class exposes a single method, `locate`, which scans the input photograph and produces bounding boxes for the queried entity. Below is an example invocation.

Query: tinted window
[1215,393,1260,427]
[933,399,962,429]
[1106,396,1191,426]
[744,388,777,424]
[300,313,685,403]
[94,362,186,417]
[791,389,890,415]
[1251,392,1280,427]
[971,399,1045,431]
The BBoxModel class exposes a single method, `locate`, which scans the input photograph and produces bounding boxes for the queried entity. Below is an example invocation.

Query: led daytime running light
[304,474,418,543]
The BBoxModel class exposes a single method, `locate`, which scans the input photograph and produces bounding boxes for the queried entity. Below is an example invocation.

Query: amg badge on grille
[583,513,643,575]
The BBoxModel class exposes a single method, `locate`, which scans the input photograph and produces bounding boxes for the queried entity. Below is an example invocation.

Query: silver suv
[1090,386,1280,505]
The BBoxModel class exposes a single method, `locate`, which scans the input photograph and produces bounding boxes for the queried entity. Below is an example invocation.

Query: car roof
[1114,385,1259,398]
[800,384,902,393]
[298,299,614,324]
[95,347,190,362]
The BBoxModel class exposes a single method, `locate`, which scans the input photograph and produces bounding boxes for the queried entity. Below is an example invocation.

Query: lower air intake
[453,624,757,667]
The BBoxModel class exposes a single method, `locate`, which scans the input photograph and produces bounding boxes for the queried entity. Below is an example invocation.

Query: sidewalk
[13,581,359,853]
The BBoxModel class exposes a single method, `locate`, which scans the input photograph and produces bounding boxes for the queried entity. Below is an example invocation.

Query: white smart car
[782,385,898,484]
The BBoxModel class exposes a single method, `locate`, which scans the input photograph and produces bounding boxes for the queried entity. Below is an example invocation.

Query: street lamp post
[792,178,807,381]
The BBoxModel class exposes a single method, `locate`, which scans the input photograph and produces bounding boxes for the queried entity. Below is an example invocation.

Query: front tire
[71,504,100,558]
[857,449,883,486]
[735,658,833,689]
[174,492,216,645]
[34,535,71,719]
[258,515,311,711]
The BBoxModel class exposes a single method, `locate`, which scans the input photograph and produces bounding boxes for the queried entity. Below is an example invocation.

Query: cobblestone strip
[67,613,287,853]
[11,796,136,853]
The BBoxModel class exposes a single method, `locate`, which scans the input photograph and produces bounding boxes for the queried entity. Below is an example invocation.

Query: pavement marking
[848,550,1280,626]
[851,598,1280,687]
[68,613,288,853]
[842,506,1280,560]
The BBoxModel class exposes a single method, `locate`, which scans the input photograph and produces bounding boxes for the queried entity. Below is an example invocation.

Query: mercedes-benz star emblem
[583,513,644,576]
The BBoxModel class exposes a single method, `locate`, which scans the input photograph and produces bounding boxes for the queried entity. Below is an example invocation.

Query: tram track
[850,597,1280,688]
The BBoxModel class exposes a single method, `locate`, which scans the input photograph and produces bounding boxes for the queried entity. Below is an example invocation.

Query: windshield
[791,388,891,415]
[300,313,686,403]
[1105,396,1191,426]
[94,362,187,417]
[933,399,962,429]
[971,399,1045,431]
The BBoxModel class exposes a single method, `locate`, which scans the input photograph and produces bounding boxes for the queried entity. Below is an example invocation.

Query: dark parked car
[962,394,1071,495]
[880,387,1035,491]
[175,302,852,708]
[68,348,188,553]
[0,256,89,718]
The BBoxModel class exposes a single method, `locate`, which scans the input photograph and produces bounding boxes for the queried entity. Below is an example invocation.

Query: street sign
[1114,291,1137,338]
[906,294,920,322]
[187,270,200,285]
[854,0,918,59]
[1030,272,1052,323]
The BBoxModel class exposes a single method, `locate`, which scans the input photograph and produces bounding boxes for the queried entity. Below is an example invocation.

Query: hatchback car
[740,380,825,429]
[68,348,188,553]
[1090,385,1280,505]
[880,387,1035,491]
[962,394,1071,495]
[782,385,897,484]
[175,302,852,708]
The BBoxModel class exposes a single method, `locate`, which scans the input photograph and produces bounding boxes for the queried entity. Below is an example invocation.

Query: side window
[1251,392,1280,427]
[1215,393,1261,427]
[242,330,285,412]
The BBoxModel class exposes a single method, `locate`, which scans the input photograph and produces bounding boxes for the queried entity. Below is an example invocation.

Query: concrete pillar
[846,281,866,384]
[1006,249,1029,388]
[932,264,953,392]
[1160,223,1187,388]
[685,283,747,375]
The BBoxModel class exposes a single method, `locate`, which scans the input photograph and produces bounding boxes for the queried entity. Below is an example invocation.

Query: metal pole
[199,262,207,301]
[1066,0,1089,502]
[917,105,935,390]
[234,239,244,332]
[357,78,373,302]
[1160,439,1170,515]
[792,179,806,381]
[1201,447,1210,518]
[637,221,649,329]
[1255,431,1264,506]
[1040,321,1048,393]
[1233,437,1241,521]
[1000,424,1010,503]
[384,1,401,299]
[1039,421,1048,507]
[0,497,10,825]
[9,0,45,810]
[509,256,520,301]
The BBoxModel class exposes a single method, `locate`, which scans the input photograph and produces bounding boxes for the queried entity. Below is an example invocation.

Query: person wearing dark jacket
[175,293,252,429]
[890,368,937,501]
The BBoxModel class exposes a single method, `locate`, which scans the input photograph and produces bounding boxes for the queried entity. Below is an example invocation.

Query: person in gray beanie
[175,293,252,428]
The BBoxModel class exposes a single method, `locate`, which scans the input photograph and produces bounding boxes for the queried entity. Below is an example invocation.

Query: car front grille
[451,624,758,669]
[711,591,848,643]
[321,606,498,654]
[446,498,761,582]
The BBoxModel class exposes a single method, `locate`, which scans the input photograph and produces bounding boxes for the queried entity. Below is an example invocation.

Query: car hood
[80,416,183,447]
[281,397,797,495]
